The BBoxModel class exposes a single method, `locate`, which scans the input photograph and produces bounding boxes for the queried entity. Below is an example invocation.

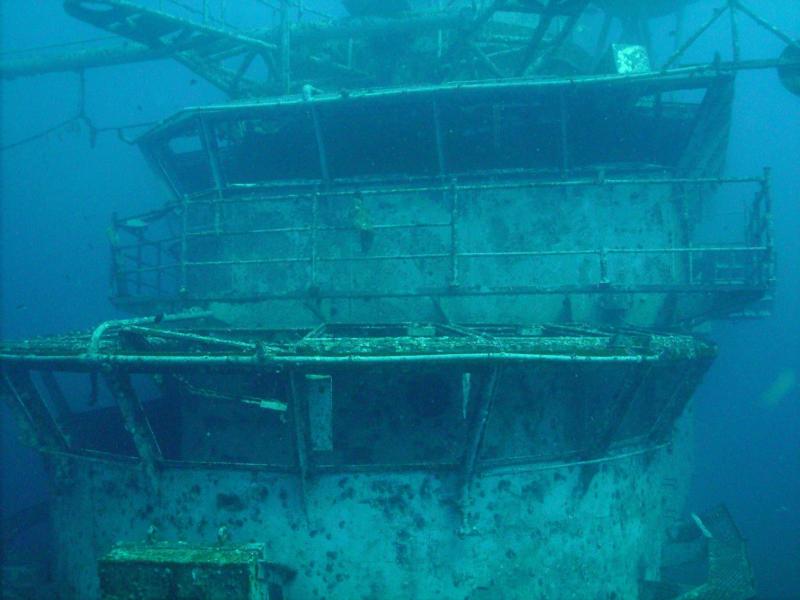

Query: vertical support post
[728,0,741,63]
[135,229,144,295]
[200,117,225,235]
[280,0,291,94]
[459,367,500,518]
[103,369,162,487]
[436,0,444,59]
[347,38,354,68]
[432,98,446,177]
[559,88,570,176]
[156,240,163,295]
[309,104,329,182]
[449,181,460,288]
[311,192,318,287]
[179,194,189,295]
[762,166,774,285]
[289,372,310,518]
[599,247,609,286]
[109,211,126,297]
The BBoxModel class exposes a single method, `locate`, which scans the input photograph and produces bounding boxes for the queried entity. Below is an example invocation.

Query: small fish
[189,78,197,86]
[15,303,27,311]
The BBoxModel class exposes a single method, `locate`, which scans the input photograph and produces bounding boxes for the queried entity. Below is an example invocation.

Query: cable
[0,118,77,153]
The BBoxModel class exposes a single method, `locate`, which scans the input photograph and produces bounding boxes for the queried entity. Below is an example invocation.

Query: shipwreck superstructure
[1,1,796,598]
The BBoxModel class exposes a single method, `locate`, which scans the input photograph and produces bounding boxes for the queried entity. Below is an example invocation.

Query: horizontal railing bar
[116,263,181,275]
[110,283,770,306]
[112,245,769,276]
[114,236,181,251]
[30,438,662,475]
[0,351,665,371]
[183,221,453,239]
[189,175,765,206]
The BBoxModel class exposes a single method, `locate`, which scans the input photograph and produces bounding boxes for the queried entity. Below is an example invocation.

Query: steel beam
[103,369,162,485]
[459,367,501,509]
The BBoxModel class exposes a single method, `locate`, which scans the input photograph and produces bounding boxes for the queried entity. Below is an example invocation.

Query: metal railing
[109,172,774,305]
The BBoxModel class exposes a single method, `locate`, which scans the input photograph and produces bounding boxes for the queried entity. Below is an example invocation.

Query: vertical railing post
[728,0,741,63]
[762,166,774,285]
[599,247,609,287]
[180,196,188,295]
[135,228,144,296]
[432,97,446,178]
[156,240,163,295]
[199,117,225,236]
[559,88,570,177]
[109,211,124,297]
[280,0,291,94]
[311,192,318,288]
[449,180,459,288]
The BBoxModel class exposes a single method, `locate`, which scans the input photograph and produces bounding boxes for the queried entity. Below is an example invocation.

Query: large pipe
[1,10,468,80]
[0,43,164,79]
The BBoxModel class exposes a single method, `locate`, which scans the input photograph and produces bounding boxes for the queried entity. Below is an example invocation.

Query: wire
[0,118,77,153]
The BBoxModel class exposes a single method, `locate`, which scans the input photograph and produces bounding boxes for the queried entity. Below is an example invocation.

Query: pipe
[1,43,163,79]
[0,350,668,372]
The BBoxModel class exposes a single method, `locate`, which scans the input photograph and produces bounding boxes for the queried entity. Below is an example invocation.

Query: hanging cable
[1,70,156,152]
[0,118,78,153]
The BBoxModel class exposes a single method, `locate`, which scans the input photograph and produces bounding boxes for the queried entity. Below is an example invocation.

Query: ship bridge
[1,1,790,598]
[110,67,773,329]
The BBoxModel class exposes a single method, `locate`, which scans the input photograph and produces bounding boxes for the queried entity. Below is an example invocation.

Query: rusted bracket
[103,369,162,486]
[0,367,69,451]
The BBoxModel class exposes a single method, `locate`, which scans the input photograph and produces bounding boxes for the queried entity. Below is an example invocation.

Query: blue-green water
[1,2,798,597]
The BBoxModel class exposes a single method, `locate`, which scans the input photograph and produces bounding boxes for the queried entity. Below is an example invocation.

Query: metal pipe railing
[109,173,773,301]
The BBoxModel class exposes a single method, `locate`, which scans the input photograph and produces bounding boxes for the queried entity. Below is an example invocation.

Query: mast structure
[2,0,797,98]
